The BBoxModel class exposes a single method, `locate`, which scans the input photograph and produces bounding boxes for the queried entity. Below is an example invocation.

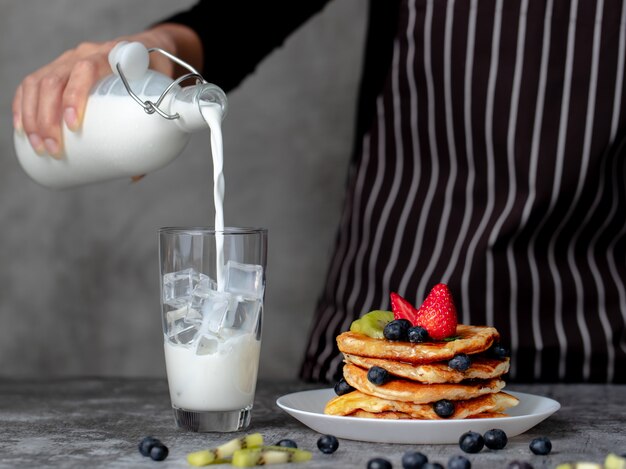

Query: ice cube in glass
[195,334,219,355]
[224,261,264,300]
[198,290,233,334]
[165,305,203,343]
[163,268,200,308]
[190,274,218,311]
[168,324,199,345]
[222,297,262,334]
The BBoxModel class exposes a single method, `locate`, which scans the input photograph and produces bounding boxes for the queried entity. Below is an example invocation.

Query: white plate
[276,389,560,444]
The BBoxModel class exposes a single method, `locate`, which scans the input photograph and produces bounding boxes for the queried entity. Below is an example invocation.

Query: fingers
[18,73,46,155]
[13,41,116,158]
[63,59,99,132]
[19,68,70,158]
[36,72,68,157]
[12,85,23,132]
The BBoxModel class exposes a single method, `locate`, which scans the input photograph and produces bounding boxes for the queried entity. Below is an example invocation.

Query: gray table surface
[0,378,623,468]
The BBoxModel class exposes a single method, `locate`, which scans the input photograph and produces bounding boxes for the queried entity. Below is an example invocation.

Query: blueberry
[138,436,159,457]
[150,442,169,461]
[459,431,484,453]
[397,318,413,329]
[402,450,428,469]
[489,342,510,359]
[448,455,471,469]
[408,326,430,343]
[422,463,444,469]
[276,439,298,448]
[367,366,389,385]
[506,461,534,469]
[448,354,472,371]
[368,457,393,469]
[529,436,552,455]
[317,434,339,454]
[384,319,411,341]
[334,377,355,396]
[433,399,455,418]
[483,428,508,450]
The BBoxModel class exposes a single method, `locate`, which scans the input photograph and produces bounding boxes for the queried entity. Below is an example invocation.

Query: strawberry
[390,292,419,324]
[414,283,458,340]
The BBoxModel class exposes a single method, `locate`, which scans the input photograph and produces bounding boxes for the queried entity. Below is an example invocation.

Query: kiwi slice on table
[556,464,602,469]
[349,310,394,338]
[232,446,312,467]
[187,433,263,466]
[556,454,626,469]
[605,453,626,469]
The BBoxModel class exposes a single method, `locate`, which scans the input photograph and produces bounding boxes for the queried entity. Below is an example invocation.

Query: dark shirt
[163,1,333,92]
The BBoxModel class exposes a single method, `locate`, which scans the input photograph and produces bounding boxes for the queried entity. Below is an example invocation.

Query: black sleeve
[161,0,333,91]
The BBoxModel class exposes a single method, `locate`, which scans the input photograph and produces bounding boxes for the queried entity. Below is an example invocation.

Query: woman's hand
[13,40,119,157]
[12,24,201,159]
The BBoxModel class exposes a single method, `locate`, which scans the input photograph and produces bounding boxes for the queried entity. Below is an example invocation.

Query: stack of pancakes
[325,325,518,419]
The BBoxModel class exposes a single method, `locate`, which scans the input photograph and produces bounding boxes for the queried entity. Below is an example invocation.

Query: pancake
[343,354,509,384]
[325,390,519,419]
[337,325,499,364]
[343,363,505,404]
[348,410,415,419]
[349,410,510,419]
[472,411,509,418]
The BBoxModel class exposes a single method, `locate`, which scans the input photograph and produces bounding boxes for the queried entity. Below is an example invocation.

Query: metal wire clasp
[115,47,207,120]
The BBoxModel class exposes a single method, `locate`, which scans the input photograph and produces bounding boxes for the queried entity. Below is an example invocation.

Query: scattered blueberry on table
[138,436,168,461]
[448,454,472,469]
[276,439,298,448]
[529,436,552,455]
[402,450,428,469]
[150,442,169,461]
[367,457,393,469]
[317,434,339,454]
[483,428,508,450]
[459,431,485,454]
[138,436,159,457]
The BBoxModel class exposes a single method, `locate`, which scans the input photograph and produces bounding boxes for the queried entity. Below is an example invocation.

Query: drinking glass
[158,227,267,432]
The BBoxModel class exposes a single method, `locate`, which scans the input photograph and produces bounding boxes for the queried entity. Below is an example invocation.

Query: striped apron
[300,0,626,383]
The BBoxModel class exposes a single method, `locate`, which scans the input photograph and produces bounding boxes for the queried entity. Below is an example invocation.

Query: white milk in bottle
[13,42,227,189]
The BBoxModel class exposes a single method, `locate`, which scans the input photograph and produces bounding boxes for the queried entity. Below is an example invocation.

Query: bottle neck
[168,84,227,133]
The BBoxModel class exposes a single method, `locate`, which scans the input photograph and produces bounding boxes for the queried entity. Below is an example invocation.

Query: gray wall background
[0,1,366,380]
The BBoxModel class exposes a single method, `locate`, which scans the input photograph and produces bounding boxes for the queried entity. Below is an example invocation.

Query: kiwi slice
[232,446,312,467]
[187,433,263,466]
[606,453,626,469]
[556,464,603,469]
[349,310,394,338]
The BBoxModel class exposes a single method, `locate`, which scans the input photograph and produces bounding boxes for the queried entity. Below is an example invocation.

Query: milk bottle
[13,42,227,190]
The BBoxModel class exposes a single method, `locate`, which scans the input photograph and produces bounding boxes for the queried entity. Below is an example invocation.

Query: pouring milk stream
[13,41,229,288]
